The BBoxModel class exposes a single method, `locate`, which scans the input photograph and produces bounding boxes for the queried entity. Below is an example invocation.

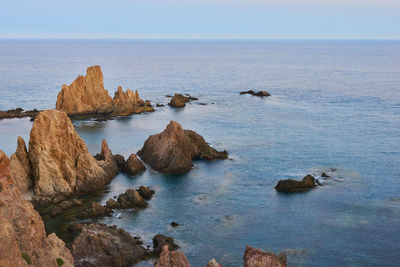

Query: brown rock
[207,258,223,267]
[153,234,179,256]
[122,153,146,176]
[243,245,286,267]
[168,94,190,108]
[96,139,119,178]
[137,121,228,174]
[29,110,118,204]
[113,154,126,169]
[0,150,74,267]
[10,136,33,193]
[137,185,155,200]
[154,245,191,267]
[240,90,271,97]
[275,175,316,193]
[71,223,148,267]
[117,188,148,208]
[0,108,40,120]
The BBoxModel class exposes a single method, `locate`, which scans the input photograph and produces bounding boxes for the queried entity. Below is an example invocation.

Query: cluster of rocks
[56,65,154,117]
[240,90,271,97]
[0,108,40,120]
[167,93,198,108]
[110,153,146,176]
[138,121,228,174]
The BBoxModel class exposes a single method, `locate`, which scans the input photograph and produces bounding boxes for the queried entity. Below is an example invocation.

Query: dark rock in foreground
[0,108,40,120]
[275,175,317,193]
[71,223,150,267]
[153,234,179,256]
[137,121,228,174]
[240,90,271,97]
[243,245,286,267]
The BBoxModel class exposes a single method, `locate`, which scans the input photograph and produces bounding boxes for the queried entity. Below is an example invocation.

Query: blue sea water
[0,40,399,266]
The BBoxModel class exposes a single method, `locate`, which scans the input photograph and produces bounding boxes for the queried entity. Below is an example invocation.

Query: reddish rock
[153,234,179,256]
[154,245,191,267]
[243,245,286,267]
[207,258,223,267]
[137,121,228,174]
[168,94,190,108]
[10,136,33,193]
[122,153,146,176]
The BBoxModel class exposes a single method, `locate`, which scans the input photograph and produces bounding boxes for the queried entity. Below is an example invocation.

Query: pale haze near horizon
[0,0,399,39]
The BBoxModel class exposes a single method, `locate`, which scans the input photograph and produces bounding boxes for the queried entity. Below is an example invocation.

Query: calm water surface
[0,40,399,266]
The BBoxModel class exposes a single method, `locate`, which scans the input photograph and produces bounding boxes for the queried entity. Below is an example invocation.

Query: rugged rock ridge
[56,65,154,117]
[29,110,118,204]
[137,121,228,174]
[0,150,74,267]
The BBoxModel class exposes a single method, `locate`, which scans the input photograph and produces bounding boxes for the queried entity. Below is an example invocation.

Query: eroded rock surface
[10,136,33,193]
[0,150,74,267]
[137,121,228,174]
[154,245,191,267]
[275,175,316,193]
[243,245,287,267]
[153,234,179,256]
[122,153,146,176]
[168,94,198,108]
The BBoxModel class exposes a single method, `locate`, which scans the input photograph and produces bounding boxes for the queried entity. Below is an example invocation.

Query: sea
[0,39,399,266]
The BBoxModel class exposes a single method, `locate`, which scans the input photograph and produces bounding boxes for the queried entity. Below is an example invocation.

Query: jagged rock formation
[29,110,118,204]
[243,245,287,267]
[0,150,74,267]
[70,223,150,267]
[137,121,228,174]
[0,108,40,120]
[275,175,317,193]
[240,90,271,97]
[10,136,33,193]
[154,245,191,267]
[56,65,154,117]
[152,234,180,256]
[122,153,146,176]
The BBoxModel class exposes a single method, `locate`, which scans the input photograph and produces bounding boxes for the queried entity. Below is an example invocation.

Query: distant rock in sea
[56,65,154,117]
[168,93,198,108]
[275,175,317,193]
[137,121,228,174]
[240,90,271,97]
[0,108,40,120]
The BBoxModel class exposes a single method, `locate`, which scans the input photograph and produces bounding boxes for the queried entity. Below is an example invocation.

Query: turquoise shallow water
[0,40,399,266]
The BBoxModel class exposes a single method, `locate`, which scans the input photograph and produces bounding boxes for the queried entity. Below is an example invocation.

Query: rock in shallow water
[154,245,191,267]
[275,175,317,193]
[240,90,271,97]
[137,121,228,174]
[122,153,146,176]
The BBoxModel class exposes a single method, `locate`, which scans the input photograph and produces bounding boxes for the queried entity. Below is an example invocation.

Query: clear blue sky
[1,0,399,39]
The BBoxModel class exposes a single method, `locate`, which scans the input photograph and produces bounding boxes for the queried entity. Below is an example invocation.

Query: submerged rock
[137,121,228,174]
[0,150,74,267]
[243,245,287,267]
[170,222,180,227]
[275,175,316,193]
[29,110,119,205]
[0,108,40,120]
[122,154,146,176]
[71,223,149,267]
[240,90,271,97]
[154,245,191,267]
[9,136,33,193]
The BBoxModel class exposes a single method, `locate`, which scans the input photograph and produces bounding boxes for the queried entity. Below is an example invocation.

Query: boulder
[154,245,191,267]
[275,175,316,193]
[113,154,126,169]
[137,121,228,174]
[70,223,149,267]
[0,150,74,267]
[105,186,154,210]
[137,185,155,200]
[168,94,190,108]
[29,110,118,204]
[10,136,33,193]
[122,154,146,176]
[153,234,179,256]
[243,245,286,267]
[240,90,271,97]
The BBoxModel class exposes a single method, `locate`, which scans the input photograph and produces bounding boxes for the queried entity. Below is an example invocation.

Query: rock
[49,198,84,216]
[56,66,154,117]
[0,108,40,120]
[137,121,228,174]
[168,94,189,108]
[321,172,330,178]
[275,175,316,193]
[29,110,118,205]
[240,90,271,97]
[170,222,179,227]
[207,258,223,267]
[10,136,33,193]
[153,234,179,256]
[114,154,126,169]
[105,187,153,210]
[0,150,74,267]
[137,185,155,200]
[71,223,149,267]
[243,245,286,267]
[154,245,191,267]
[156,103,165,107]
[78,202,113,219]
[122,154,146,176]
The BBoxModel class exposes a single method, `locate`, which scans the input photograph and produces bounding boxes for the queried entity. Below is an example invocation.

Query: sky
[0,0,399,39]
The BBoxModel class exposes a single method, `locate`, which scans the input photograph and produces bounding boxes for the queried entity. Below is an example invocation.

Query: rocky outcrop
[70,223,150,267]
[0,108,40,120]
[95,139,119,178]
[113,154,126,169]
[153,234,180,256]
[56,65,154,117]
[10,136,33,193]
[168,94,198,108]
[207,258,223,267]
[122,153,146,176]
[275,175,317,193]
[240,90,271,97]
[243,245,286,267]
[0,150,74,267]
[154,245,191,267]
[137,121,228,174]
[29,110,118,204]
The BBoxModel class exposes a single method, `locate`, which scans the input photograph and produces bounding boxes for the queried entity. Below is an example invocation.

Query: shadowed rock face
[275,175,316,193]
[243,245,287,267]
[29,110,118,204]
[0,150,74,267]
[71,223,149,267]
[154,245,191,267]
[122,154,146,176]
[137,121,228,175]
[56,66,154,117]
[10,136,33,193]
